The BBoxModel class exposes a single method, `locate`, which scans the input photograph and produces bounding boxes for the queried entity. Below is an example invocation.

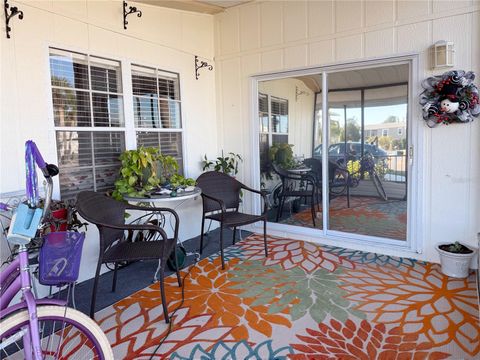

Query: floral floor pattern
[282,196,407,240]
[95,235,480,359]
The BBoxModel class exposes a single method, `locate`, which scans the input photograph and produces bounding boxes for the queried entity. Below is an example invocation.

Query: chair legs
[199,216,205,255]
[90,260,102,319]
[111,262,118,292]
[347,186,350,208]
[232,227,236,245]
[173,245,182,287]
[158,264,170,324]
[310,197,316,227]
[219,224,225,270]
[276,196,285,222]
[263,220,268,257]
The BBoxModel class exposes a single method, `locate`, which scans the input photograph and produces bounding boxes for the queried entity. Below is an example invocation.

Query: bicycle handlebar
[0,141,57,222]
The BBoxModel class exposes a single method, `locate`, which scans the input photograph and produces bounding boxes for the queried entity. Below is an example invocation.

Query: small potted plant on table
[436,241,477,278]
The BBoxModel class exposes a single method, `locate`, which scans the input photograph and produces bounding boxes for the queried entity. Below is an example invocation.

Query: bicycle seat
[46,163,59,177]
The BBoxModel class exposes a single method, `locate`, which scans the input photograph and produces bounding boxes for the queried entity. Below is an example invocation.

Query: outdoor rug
[95,235,480,359]
[282,197,407,240]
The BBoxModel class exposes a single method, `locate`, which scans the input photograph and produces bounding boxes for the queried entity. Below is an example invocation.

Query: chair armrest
[240,185,268,214]
[201,193,227,213]
[126,204,180,240]
[100,222,169,242]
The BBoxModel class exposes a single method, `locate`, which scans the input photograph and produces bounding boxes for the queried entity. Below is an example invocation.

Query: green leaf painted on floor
[230,260,365,323]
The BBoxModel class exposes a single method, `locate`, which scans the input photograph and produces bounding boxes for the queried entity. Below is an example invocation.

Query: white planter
[436,243,477,278]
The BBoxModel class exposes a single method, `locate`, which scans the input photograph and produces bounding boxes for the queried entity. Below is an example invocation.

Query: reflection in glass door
[326,65,409,241]
[257,62,411,244]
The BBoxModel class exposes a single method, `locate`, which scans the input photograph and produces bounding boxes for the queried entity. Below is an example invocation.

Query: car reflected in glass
[314,142,388,164]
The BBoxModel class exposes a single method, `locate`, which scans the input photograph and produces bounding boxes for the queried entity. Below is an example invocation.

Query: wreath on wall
[419,70,480,127]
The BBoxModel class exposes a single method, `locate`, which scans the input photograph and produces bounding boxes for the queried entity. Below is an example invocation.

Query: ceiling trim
[135,0,249,14]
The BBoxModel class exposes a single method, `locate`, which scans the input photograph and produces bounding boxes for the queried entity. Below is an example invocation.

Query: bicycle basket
[39,231,85,286]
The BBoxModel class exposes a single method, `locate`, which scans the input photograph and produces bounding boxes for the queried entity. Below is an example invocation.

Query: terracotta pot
[50,208,68,232]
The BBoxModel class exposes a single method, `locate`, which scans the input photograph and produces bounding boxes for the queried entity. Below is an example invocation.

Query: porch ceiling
[136,0,251,14]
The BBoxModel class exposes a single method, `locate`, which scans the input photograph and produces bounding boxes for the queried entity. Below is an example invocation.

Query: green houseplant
[436,241,477,278]
[269,143,295,169]
[112,147,161,200]
[112,147,181,200]
[202,151,243,176]
[261,143,295,180]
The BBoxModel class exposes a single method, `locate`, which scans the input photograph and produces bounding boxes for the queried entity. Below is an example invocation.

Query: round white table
[288,166,312,174]
[124,186,202,204]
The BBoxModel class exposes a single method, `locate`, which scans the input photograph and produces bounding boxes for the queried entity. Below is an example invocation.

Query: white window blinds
[132,65,183,173]
[50,48,125,199]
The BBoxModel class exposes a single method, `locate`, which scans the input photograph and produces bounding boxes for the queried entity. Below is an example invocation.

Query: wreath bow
[419,70,480,127]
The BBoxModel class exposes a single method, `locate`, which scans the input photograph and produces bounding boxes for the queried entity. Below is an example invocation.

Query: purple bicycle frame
[0,140,60,360]
[0,247,65,360]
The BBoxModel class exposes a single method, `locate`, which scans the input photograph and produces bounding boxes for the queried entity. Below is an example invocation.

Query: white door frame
[248,53,423,257]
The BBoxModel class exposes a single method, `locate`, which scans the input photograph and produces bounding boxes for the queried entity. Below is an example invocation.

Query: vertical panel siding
[214,0,480,263]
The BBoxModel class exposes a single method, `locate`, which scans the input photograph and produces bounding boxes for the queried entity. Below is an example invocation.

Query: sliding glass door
[325,65,408,241]
[257,59,413,245]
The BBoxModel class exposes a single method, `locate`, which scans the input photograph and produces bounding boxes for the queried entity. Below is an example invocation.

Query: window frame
[250,54,421,256]
[131,64,184,172]
[48,47,185,200]
[258,93,289,147]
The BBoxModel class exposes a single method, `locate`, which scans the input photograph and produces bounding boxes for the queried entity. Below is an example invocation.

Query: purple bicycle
[0,141,112,359]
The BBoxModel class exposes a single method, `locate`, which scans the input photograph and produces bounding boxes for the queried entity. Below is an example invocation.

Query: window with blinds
[258,94,289,172]
[271,96,288,135]
[258,94,289,148]
[50,48,125,199]
[132,65,183,172]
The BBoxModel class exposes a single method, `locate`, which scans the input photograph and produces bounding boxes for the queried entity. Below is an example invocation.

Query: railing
[383,154,407,183]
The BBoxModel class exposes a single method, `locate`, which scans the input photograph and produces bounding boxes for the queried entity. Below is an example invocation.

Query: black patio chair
[272,163,317,226]
[304,158,351,208]
[196,171,268,270]
[75,191,182,322]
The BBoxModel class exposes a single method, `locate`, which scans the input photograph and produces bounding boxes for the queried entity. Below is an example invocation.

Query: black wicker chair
[197,171,268,270]
[75,191,182,322]
[304,158,350,208]
[272,163,317,226]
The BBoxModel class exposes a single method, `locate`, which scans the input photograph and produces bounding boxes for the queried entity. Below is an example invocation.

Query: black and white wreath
[419,70,480,127]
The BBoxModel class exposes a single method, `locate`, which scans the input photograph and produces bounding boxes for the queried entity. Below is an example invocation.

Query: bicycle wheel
[372,172,388,201]
[0,305,113,359]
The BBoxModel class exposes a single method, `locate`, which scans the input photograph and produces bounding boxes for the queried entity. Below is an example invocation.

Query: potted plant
[38,199,88,232]
[202,151,243,176]
[436,241,477,278]
[269,143,295,169]
[112,147,181,200]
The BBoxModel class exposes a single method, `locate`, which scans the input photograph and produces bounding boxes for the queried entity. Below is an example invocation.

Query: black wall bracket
[4,0,23,39]
[123,1,142,30]
[195,56,213,80]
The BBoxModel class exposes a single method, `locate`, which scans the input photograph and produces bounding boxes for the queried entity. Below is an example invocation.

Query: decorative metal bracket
[195,56,213,80]
[4,0,23,39]
[295,86,308,101]
[123,1,142,30]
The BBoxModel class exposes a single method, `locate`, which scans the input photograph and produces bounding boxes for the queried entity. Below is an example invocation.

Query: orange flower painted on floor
[92,235,480,359]
[163,256,291,340]
[239,235,355,273]
[97,306,234,359]
[290,319,450,360]
[340,262,480,356]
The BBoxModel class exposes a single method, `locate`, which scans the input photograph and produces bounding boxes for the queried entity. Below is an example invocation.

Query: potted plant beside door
[436,241,477,278]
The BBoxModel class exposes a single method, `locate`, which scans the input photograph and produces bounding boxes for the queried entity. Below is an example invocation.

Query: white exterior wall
[0,0,217,283]
[214,0,480,263]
